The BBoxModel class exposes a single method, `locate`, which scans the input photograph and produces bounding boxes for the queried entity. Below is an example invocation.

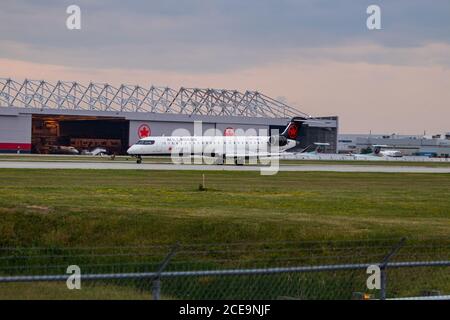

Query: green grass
[0,169,449,299]
[0,169,449,246]
[0,282,150,300]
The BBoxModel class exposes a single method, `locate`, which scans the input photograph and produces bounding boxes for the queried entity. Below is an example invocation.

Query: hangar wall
[0,114,31,153]
[215,123,269,136]
[129,121,271,146]
[129,121,216,145]
[298,116,339,153]
[0,107,338,154]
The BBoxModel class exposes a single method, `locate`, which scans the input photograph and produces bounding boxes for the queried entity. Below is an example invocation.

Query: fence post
[379,238,406,300]
[152,242,179,300]
[152,278,161,300]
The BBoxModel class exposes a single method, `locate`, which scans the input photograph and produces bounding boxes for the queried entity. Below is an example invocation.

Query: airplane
[279,142,331,160]
[281,142,363,161]
[81,147,108,156]
[350,145,403,160]
[49,145,79,155]
[301,142,330,154]
[379,149,403,157]
[292,142,332,159]
[127,117,323,164]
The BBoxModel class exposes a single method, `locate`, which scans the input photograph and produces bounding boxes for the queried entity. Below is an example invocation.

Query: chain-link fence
[0,238,449,300]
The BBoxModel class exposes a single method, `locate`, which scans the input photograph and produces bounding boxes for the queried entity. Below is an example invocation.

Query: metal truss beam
[0,78,309,118]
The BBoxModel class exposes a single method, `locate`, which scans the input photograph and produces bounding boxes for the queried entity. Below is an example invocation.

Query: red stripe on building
[0,143,32,151]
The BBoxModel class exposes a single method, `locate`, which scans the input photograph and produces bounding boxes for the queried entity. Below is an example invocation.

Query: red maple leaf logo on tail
[287,124,298,139]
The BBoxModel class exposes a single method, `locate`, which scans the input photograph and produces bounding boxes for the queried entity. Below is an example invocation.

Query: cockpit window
[137,140,155,145]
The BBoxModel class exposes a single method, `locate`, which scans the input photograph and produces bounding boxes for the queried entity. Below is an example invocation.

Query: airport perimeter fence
[0,238,449,300]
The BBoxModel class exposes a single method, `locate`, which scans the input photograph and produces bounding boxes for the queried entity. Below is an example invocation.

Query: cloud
[2,55,450,134]
[1,1,449,134]
[1,0,450,72]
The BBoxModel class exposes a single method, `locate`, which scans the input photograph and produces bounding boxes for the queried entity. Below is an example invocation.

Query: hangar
[0,78,338,154]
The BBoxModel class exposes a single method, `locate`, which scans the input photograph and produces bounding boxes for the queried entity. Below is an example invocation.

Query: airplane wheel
[234,157,244,166]
[136,156,142,164]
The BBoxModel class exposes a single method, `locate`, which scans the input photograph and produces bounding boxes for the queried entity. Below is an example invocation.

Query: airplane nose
[127,146,135,154]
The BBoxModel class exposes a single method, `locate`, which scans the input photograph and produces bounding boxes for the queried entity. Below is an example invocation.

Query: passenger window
[137,140,155,145]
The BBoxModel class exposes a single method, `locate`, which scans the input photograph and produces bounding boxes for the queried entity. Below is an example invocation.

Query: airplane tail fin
[373,146,382,155]
[280,117,307,140]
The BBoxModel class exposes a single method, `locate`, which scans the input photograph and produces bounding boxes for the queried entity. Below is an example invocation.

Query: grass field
[0,169,449,299]
[0,282,150,300]
[1,169,449,246]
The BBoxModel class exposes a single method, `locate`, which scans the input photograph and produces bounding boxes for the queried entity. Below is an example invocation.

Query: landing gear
[215,154,225,165]
[136,155,142,164]
[234,156,244,166]
[209,154,224,165]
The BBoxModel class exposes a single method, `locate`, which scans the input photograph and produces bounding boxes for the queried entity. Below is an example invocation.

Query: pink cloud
[1,49,449,134]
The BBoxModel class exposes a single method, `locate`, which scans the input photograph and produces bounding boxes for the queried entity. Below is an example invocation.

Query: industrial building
[0,78,338,155]
[338,133,450,157]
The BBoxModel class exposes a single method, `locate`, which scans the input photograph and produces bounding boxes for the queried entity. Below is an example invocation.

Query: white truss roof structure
[0,78,309,118]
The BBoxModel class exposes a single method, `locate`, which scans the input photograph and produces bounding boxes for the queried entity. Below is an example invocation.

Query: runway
[1,161,450,173]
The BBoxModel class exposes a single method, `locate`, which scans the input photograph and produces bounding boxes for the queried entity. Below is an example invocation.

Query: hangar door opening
[31,115,129,155]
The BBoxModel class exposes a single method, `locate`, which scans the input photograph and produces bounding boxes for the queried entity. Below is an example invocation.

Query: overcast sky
[1,0,449,133]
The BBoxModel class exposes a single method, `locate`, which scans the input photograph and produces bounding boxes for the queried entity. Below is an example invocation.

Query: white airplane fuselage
[379,150,403,157]
[127,135,297,157]
[351,150,403,160]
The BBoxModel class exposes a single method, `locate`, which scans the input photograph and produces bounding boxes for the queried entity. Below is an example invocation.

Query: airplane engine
[268,135,288,147]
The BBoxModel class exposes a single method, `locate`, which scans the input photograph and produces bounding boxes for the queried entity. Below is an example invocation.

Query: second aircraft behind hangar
[127,117,324,164]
